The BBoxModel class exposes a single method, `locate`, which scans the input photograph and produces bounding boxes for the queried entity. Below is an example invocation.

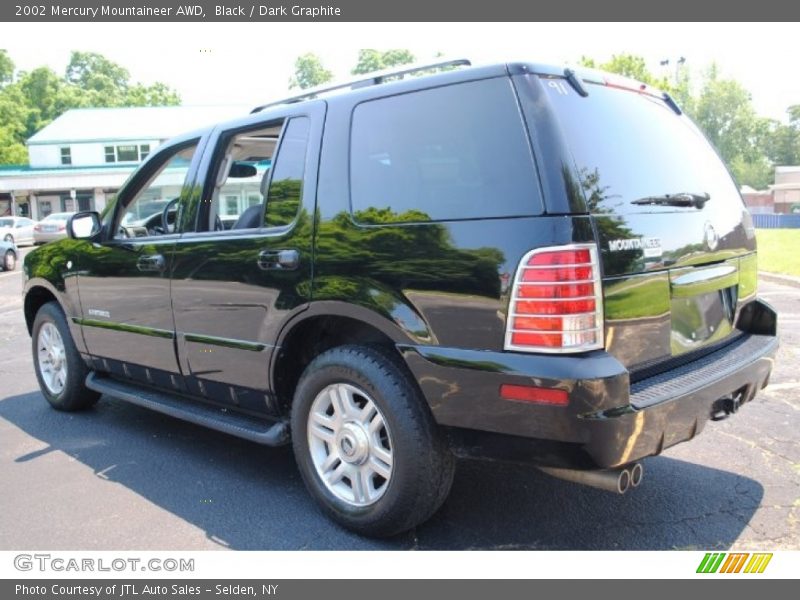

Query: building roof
[27,105,250,145]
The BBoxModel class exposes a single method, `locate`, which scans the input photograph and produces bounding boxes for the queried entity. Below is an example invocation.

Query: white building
[0,105,248,220]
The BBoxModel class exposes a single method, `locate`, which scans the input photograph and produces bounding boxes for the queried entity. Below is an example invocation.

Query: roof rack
[251,58,472,113]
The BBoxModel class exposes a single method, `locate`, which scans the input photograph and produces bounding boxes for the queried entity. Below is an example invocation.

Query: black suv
[23,60,778,536]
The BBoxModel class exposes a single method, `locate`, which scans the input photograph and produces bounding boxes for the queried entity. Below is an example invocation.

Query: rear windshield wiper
[631,192,711,209]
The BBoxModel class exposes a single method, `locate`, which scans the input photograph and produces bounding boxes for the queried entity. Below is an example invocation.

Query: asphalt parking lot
[0,245,798,550]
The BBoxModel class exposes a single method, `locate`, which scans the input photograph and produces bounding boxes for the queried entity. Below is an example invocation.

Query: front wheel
[291,345,455,537]
[32,302,100,411]
[2,250,14,271]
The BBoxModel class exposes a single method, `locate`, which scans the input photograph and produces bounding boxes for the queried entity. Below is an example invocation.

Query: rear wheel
[291,345,455,537]
[32,302,100,411]
[2,250,14,271]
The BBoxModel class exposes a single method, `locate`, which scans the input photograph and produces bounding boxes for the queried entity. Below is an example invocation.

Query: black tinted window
[543,78,743,218]
[350,78,542,224]
[265,117,310,228]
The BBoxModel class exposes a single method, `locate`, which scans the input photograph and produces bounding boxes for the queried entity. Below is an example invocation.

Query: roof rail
[250,58,472,113]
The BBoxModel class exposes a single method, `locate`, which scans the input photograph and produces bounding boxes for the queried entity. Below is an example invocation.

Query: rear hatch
[539,73,757,372]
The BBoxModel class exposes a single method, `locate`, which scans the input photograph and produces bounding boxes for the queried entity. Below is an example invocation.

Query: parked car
[22,60,778,537]
[0,216,36,246]
[33,212,74,244]
[1,239,18,271]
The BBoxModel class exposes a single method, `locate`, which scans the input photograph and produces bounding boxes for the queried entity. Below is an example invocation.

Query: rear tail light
[57,224,66,231]
[34,224,41,231]
[505,244,603,353]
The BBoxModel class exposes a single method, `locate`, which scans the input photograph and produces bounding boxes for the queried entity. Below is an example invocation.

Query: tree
[579,53,692,112]
[690,64,775,186]
[289,53,333,90]
[579,53,671,90]
[351,49,415,75]
[66,51,129,93]
[0,50,14,87]
[0,50,181,165]
[764,106,800,167]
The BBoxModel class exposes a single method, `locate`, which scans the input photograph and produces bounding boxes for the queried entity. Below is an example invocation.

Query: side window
[116,142,198,239]
[350,78,542,224]
[265,117,310,228]
[205,116,309,232]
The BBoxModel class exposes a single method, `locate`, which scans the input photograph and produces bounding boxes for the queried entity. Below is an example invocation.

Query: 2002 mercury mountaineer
[23,59,778,536]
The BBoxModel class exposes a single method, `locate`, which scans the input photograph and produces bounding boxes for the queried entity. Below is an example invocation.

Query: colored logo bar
[697,552,772,574]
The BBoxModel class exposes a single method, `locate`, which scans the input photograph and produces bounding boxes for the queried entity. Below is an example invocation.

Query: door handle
[257,249,300,271]
[137,254,166,272]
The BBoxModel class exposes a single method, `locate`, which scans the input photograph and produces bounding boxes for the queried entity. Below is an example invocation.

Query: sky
[3,22,799,122]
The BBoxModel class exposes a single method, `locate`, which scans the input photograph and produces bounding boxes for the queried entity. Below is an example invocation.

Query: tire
[2,250,14,271]
[291,345,455,537]
[32,301,100,411]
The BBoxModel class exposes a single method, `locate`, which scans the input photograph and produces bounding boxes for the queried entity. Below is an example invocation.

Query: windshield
[542,78,744,220]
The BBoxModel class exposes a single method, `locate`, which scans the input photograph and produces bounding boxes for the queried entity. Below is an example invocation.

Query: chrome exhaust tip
[539,465,633,495]
[629,462,644,488]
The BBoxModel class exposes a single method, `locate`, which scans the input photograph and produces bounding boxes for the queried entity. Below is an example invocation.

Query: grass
[756,229,800,277]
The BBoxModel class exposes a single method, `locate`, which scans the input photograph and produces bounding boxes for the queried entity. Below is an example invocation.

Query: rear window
[350,78,542,224]
[543,78,743,217]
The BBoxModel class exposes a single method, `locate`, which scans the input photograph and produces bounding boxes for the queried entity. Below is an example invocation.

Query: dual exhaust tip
[539,462,643,495]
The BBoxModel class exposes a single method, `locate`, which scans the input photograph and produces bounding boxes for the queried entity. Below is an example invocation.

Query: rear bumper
[400,302,778,469]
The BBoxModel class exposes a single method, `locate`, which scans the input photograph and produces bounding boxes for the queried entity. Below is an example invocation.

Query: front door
[170,105,324,414]
[76,136,204,389]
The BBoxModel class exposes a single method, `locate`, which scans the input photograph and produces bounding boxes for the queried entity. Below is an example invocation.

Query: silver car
[0,216,36,246]
[33,212,74,244]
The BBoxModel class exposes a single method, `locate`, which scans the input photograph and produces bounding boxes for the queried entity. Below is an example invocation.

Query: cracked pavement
[0,248,797,550]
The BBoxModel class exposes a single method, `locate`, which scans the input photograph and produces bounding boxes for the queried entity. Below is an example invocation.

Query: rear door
[537,75,757,371]
[169,104,324,415]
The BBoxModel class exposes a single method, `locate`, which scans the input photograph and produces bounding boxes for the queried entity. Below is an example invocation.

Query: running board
[85,373,289,446]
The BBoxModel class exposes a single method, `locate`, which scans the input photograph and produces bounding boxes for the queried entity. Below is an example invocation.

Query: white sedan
[0,216,37,246]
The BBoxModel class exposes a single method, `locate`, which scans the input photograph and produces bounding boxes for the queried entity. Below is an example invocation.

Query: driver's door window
[116,143,198,239]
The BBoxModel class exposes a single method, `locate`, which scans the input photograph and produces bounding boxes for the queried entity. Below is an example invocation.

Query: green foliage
[729,155,773,190]
[289,53,333,90]
[0,50,14,87]
[66,51,129,92]
[579,53,671,90]
[0,50,181,166]
[765,106,800,167]
[351,49,415,75]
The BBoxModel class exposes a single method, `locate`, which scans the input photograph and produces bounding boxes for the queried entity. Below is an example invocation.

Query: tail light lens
[57,224,66,231]
[505,244,603,353]
[34,224,41,231]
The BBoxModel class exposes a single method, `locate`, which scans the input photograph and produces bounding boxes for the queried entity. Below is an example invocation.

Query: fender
[269,280,436,392]
[23,276,89,356]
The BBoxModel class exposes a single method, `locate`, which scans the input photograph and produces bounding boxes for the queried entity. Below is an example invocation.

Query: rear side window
[350,78,542,224]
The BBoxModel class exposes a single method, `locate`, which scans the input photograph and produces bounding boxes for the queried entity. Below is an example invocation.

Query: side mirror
[68,211,102,240]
